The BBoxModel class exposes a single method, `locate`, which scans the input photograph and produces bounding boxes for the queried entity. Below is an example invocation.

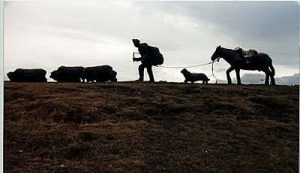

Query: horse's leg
[235,69,241,85]
[226,67,234,84]
[269,65,276,85]
[262,68,270,85]
[265,73,270,85]
[270,74,275,85]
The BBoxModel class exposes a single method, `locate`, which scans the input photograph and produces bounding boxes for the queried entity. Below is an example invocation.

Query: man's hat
[132,39,140,44]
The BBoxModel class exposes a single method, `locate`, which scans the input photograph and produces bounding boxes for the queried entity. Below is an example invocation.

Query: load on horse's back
[211,45,275,85]
[234,47,258,64]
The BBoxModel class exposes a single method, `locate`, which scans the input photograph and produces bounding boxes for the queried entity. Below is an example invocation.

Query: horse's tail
[269,63,275,76]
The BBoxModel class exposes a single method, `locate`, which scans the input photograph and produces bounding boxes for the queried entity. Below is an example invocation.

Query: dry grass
[4,82,299,172]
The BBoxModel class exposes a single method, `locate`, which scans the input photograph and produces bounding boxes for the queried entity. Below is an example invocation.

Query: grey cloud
[137,1,299,66]
[139,1,298,41]
[275,73,299,85]
[4,1,299,82]
[228,73,300,85]
[241,73,266,84]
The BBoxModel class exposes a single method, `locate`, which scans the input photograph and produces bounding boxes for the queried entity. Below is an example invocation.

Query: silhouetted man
[132,39,155,82]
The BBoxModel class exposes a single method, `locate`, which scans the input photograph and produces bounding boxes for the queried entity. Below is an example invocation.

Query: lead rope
[155,61,213,69]
[157,61,219,84]
[133,52,213,69]
[133,52,219,82]
[211,58,220,84]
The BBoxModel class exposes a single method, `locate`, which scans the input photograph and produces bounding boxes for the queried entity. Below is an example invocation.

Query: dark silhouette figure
[181,69,210,84]
[50,66,84,82]
[211,45,275,85]
[132,39,163,82]
[7,68,47,82]
[83,65,117,82]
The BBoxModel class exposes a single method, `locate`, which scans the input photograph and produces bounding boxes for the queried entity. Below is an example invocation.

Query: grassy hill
[4,82,299,172]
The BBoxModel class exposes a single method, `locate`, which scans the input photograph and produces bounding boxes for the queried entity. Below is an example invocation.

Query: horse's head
[211,45,221,62]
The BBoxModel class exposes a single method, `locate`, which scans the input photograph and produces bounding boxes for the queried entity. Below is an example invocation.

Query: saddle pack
[235,47,258,63]
[242,49,258,58]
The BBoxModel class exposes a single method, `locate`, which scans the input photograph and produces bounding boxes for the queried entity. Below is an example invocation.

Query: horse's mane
[218,46,240,58]
[220,46,236,52]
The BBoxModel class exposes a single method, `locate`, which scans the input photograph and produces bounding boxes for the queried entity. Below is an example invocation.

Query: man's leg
[146,65,155,82]
[138,64,145,81]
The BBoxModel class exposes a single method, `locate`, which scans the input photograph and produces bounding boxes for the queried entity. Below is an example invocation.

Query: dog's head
[181,68,189,74]
[180,68,187,74]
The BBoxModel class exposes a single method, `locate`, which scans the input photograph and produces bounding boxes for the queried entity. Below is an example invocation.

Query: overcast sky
[4,1,299,84]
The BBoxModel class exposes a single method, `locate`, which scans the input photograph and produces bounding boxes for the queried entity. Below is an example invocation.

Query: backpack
[147,46,164,65]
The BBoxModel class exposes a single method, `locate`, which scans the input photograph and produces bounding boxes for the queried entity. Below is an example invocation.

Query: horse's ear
[218,45,221,48]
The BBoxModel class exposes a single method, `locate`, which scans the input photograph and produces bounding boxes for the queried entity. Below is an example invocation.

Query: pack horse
[211,46,276,85]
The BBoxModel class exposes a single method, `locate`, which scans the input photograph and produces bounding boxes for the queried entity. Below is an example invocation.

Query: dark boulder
[83,65,117,82]
[7,68,47,82]
[50,66,84,82]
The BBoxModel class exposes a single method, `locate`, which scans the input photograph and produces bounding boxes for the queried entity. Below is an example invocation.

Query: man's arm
[133,44,148,62]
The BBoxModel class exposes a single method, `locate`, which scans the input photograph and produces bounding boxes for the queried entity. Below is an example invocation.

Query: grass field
[4,82,299,172]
